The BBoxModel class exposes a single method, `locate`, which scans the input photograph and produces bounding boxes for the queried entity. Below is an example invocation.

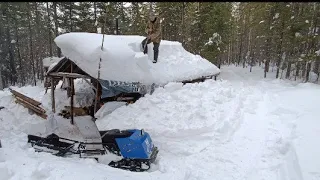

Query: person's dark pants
[141,38,160,62]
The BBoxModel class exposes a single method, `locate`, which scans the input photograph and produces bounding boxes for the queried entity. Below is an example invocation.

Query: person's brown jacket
[146,17,161,43]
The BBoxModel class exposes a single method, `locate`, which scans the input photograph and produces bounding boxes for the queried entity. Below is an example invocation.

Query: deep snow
[0,65,319,180]
[54,33,220,84]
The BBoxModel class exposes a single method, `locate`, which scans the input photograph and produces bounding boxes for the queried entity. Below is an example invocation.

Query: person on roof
[141,12,162,63]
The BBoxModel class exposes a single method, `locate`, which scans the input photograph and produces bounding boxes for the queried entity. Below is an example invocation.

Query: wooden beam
[51,77,56,113]
[52,58,68,73]
[70,77,74,125]
[15,98,47,119]
[48,72,89,79]
[10,89,41,106]
[15,96,46,114]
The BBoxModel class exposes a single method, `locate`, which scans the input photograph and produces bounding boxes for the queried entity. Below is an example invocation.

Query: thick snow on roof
[42,57,64,68]
[54,32,220,84]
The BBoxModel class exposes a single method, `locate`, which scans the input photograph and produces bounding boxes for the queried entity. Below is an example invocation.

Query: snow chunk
[41,79,95,112]
[295,32,301,37]
[315,49,320,56]
[54,32,220,84]
[273,13,279,19]
[309,71,318,82]
[305,20,309,24]
[97,28,101,34]
[73,79,95,107]
[95,101,127,119]
[10,40,16,44]
[259,20,265,24]
[205,33,222,47]
[42,57,64,68]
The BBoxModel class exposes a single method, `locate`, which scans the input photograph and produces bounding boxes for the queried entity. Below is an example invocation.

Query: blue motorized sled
[27,128,158,172]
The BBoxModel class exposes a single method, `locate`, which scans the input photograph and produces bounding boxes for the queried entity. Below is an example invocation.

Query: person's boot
[144,48,148,54]
[142,39,148,54]
[153,49,158,63]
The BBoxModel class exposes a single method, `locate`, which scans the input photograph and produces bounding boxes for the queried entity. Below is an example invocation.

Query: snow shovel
[143,35,150,54]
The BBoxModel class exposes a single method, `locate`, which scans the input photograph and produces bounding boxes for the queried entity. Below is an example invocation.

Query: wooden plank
[10,89,41,106]
[15,99,47,119]
[15,96,46,114]
[48,72,89,79]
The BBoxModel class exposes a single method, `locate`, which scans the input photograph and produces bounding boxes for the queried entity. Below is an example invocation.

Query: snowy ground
[1,65,320,180]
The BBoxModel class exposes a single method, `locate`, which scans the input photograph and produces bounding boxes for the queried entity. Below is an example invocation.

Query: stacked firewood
[58,106,90,119]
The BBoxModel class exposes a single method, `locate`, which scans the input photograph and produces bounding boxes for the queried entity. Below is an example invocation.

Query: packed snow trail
[0,65,319,180]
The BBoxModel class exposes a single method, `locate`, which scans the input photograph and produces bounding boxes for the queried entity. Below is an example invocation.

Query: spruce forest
[0,2,319,88]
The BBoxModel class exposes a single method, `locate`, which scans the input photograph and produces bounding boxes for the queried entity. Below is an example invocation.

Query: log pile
[10,88,47,119]
[58,106,90,119]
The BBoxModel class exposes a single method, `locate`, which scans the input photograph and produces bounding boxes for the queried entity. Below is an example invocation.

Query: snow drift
[54,32,220,84]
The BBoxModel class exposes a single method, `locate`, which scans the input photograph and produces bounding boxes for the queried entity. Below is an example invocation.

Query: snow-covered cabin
[47,32,220,104]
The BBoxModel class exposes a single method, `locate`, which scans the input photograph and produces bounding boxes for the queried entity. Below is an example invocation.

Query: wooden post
[51,77,56,113]
[70,77,74,125]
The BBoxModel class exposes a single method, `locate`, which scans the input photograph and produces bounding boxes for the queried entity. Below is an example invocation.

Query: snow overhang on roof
[54,32,220,84]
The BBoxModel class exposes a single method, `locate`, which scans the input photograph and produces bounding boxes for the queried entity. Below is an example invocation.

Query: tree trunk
[27,2,37,86]
[316,56,320,81]
[243,5,250,69]
[227,42,231,65]
[276,20,285,79]
[264,6,273,78]
[94,2,97,33]
[5,9,17,85]
[53,2,62,57]
[13,14,24,85]
[311,3,319,75]
[34,2,41,80]
[305,61,311,82]
[181,2,185,45]
[239,30,243,66]
[285,61,292,79]
[250,50,255,72]
[302,61,307,78]
[238,4,244,66]
[69,2,73,32]
[295,61,300,81]
[115,18,119,35]
[6,29,17,85]
[47,2,53,57]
